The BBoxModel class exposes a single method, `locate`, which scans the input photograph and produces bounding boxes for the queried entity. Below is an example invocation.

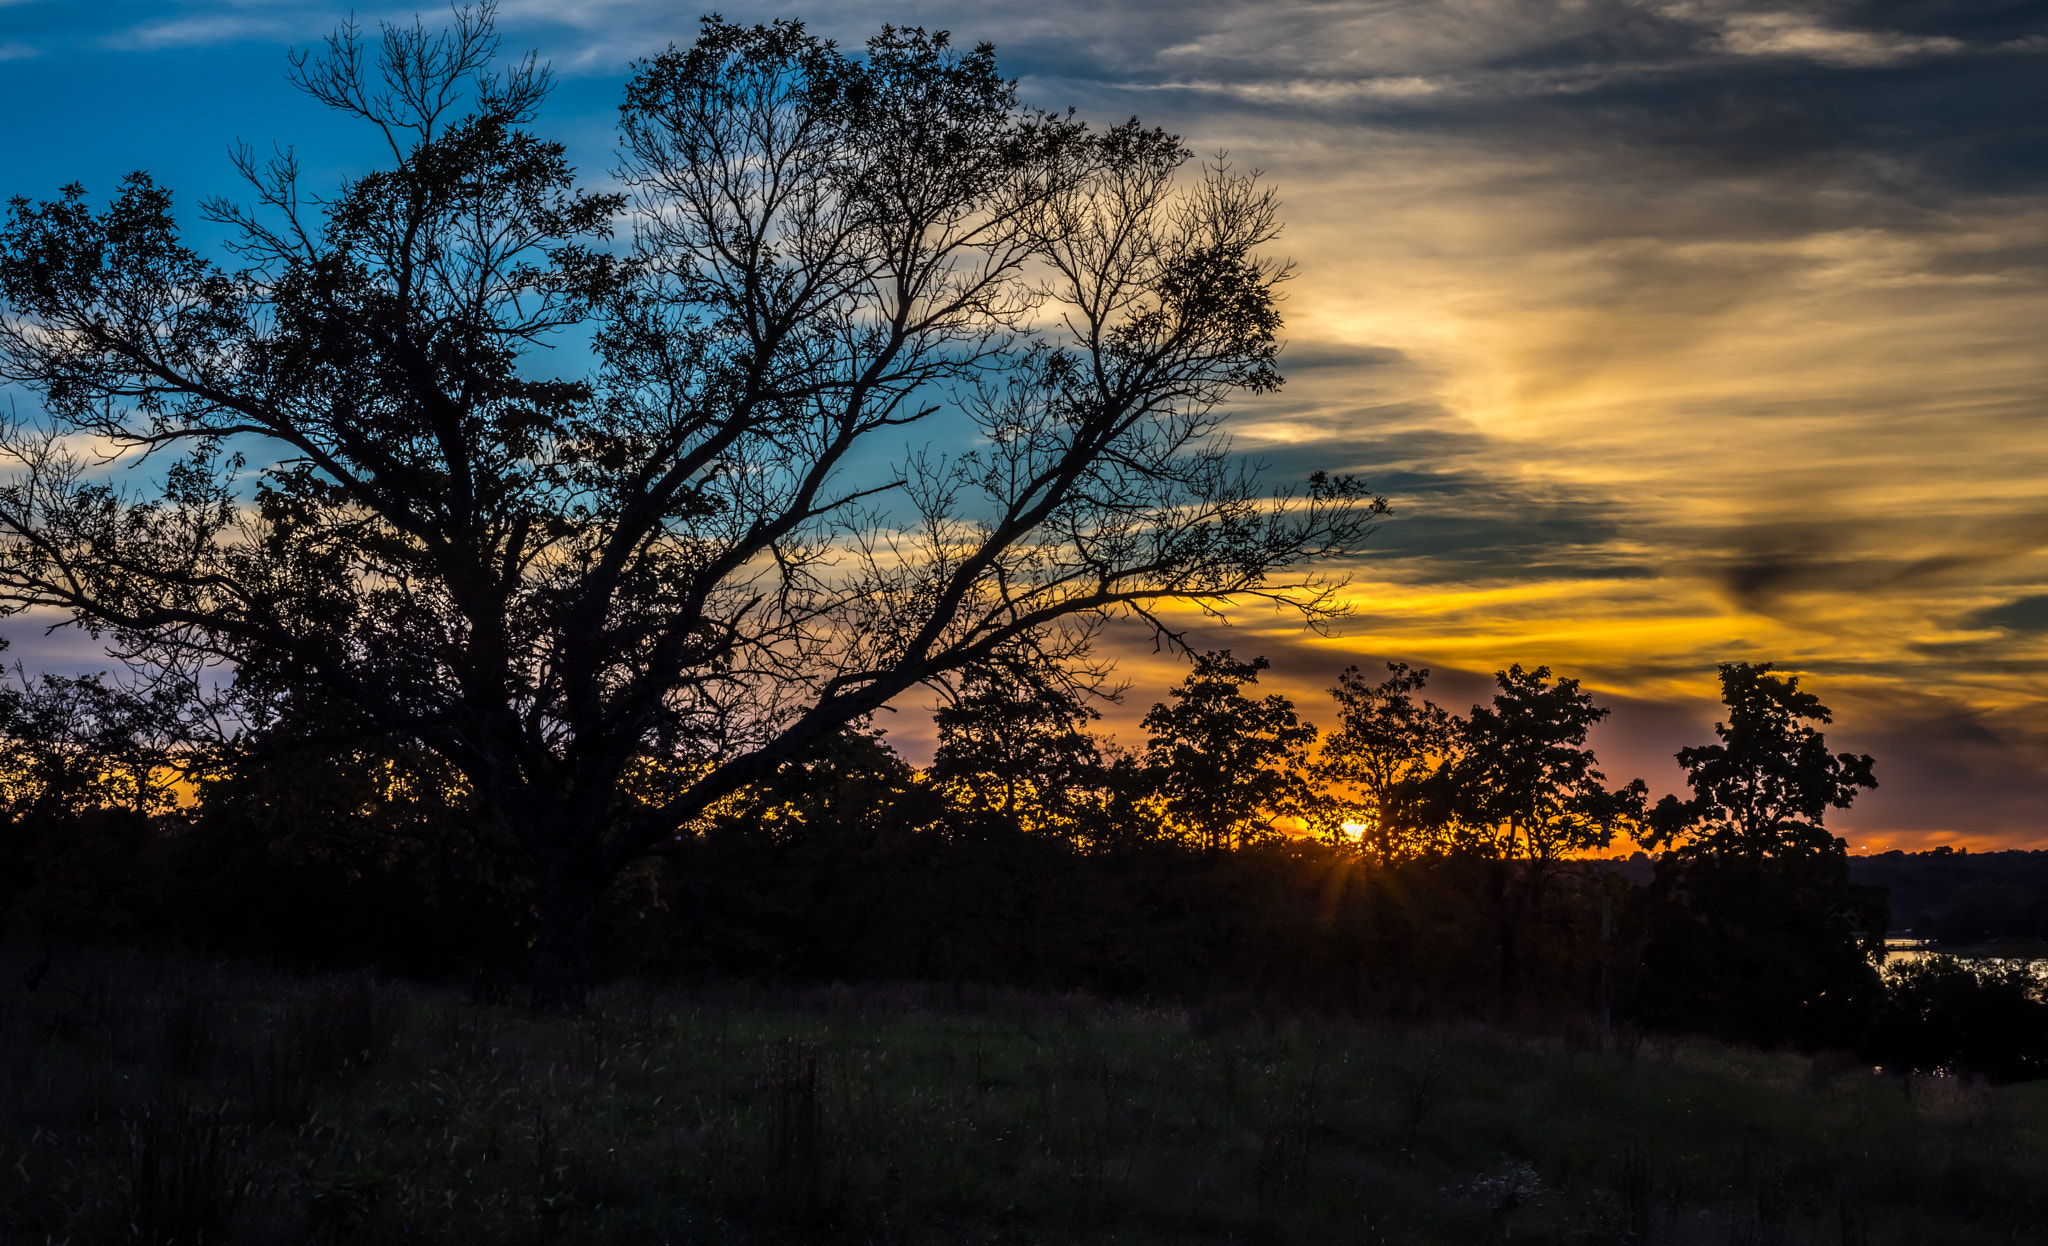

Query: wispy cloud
[102,9,333,51]
[1651,1,1968,67]
[1714,11,1962,65]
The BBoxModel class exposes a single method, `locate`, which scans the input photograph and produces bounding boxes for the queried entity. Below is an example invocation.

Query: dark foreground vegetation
[4,948,2046,1246]
[7,648,2045,1085]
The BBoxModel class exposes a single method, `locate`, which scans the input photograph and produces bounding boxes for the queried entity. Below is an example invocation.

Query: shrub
[1862,954,2048,1082]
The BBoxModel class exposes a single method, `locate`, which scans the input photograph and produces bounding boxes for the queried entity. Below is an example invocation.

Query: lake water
[1883,937,2048,972]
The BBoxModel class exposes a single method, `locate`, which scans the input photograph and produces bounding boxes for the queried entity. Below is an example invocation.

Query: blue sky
[3,0,2047,845]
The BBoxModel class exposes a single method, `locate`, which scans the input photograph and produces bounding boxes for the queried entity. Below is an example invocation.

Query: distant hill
[1850,849,2048,940]
[1584,849,2048,942]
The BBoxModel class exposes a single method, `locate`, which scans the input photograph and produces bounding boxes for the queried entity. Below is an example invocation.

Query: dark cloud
[1846,0,2048,44]
[1820,683,2048,843]
[1332,53,2047,216]
[1703,512,2048,613]
[1969,596,2048,633]
[1469,9,1710,75]
[1925,235,2048,279]
[1228,419,1641,581]
[1008,1,2048,207]
[1268,342,1413,375]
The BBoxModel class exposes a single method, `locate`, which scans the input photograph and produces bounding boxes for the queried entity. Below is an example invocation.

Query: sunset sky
[2,0,2044,848]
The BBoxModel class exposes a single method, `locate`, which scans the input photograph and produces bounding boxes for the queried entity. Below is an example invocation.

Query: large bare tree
[0,8,1380,1004]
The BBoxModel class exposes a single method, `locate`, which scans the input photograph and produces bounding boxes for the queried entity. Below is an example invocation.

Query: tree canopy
[0,9,1379,1004]
[930,667,1105,837]
[1645,661,1877,861]
[1456,664,1644,864]
[1637,661,1887,1046]
[1140,651,1316,852]
[1312,661,1458,862]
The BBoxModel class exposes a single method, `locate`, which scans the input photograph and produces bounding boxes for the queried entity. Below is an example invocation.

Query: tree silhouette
[931,665,1104,838]
[1638,662,1886,1046]
[0,11,1380,1005]
[1456,664,1643,864]
[1453,663,1643,1004]
[1140,652,1315,852]
[1311,661,1459,862]
[0,665,184,822]
[0,657,193,938]
[1643,661,1876,861]
[703,720,925,850]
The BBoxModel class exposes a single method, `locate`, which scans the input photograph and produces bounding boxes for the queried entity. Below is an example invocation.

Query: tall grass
[120,1098,252,1246]
[1,948,2043,1244]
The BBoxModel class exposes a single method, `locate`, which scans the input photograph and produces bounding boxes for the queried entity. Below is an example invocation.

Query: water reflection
[1883,936,2048,971]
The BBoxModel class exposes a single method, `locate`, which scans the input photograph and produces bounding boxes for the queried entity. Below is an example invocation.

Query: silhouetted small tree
[1140,652,1315,852]
[702,720,929,850]
[1455,664,1643,865]
[0,665,184,821]
[931,664,1105,839]
[1645,661,1876,862]
[1639,662,1886,1047]
[0,660,189,937]
[1310,662,1460,863]
[1448,664,1643,1004]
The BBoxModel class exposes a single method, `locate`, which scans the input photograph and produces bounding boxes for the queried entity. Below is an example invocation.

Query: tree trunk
[1494,862,1526,1015]
[495,780,617,1013]
[530,874,602,1013]
[521,797,614,1013]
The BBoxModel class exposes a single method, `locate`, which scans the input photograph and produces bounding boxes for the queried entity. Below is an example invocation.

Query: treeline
[1853,848,2048,943]
[2,655,2044,1079]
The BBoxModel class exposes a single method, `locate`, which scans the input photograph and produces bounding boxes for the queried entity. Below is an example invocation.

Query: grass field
[2,949,2043,1244]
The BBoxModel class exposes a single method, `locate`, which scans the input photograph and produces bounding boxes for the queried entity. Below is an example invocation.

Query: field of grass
[2,948,2043,1244]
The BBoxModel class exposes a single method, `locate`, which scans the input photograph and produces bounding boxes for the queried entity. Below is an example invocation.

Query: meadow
[3,948,2042,1245]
